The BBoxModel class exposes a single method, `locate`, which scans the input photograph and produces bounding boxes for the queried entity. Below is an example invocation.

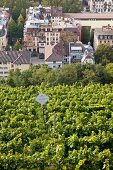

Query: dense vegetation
[0,0,82,13]
[1,63,113,87]
[1,83,113,169]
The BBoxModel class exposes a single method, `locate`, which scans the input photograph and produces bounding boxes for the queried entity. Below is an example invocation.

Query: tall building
[89,0,113,13]
[24,5,81,58]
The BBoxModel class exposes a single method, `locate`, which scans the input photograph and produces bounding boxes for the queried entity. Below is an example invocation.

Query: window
[11,64,14,67]
[53,61,56,64]
[0,71,3,74]
[4,67,8,69]
[4,71,8,74]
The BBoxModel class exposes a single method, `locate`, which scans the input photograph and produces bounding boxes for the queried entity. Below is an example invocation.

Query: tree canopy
[94,44,113,65]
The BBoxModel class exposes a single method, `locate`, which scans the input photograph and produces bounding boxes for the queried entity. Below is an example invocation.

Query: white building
[45,41,94,68]
[24,5,81,57]
[88,0,113,13]
[94,25,113,49]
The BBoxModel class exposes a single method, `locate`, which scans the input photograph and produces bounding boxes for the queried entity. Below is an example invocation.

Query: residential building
[64,12,113,28]
[24,5,81,57]
[45,41,94,68]
[81,49,95,64]
[0,25,7,50]
[0,8,10,50]
[88,0,113,13]
[94,25,113,49]
[0,51,31,78]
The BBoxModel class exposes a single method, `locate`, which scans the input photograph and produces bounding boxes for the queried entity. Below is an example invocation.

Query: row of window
[0,67,8,69]
[98,35,113,40]
[0,71,8,74]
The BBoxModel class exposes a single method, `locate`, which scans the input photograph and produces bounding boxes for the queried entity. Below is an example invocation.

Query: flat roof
[64,13,113,19]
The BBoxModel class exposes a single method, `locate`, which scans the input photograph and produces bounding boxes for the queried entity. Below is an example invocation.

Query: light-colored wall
[94,32,113,50]
[79,20,113,29]
[0,62,30,78]
[0,34,7,51]
[45,45,55,60]
[45,61,63,69]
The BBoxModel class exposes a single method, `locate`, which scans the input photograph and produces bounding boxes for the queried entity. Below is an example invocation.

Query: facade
[0,25,7,50]
[0,51,31,78]
[0,8,10,50]
[24,5,81,57]
[64,13,113,28]
[94,25,113,49]
[45,41,94,68]
[88,0,113,13]
[81,49,94,64]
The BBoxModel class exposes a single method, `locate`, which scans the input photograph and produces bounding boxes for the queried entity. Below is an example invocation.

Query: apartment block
[0,51,31,78]
[24,5,81,58]
[94,25,113,49]
[89,0,113,13]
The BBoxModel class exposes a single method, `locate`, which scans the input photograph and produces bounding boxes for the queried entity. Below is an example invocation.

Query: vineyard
[1,84,113,169]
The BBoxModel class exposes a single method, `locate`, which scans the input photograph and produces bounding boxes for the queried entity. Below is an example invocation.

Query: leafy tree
[17,23,23,39]
[12,6,20,21]
[5,44,10,51]
[94,44,113,65]
[21,8,26,19]
[18,14,24,25]
[81,26,91,44]
[105,63,113,83]
[60,30,78,44]
[7,19,17,40]
[7,68,22,87]
[90,29,94,47]
[13,40,22,50]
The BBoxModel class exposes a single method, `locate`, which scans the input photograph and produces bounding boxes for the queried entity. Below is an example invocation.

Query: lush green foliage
[94,44,113,65]
[1,83,113,169]
[3,63,110,87]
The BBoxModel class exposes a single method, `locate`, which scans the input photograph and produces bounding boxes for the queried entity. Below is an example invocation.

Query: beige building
[24,5,81,58]
[88,0,113,13]
[0,51,31,78]
[64,13,113,28]
[94,25,113,49]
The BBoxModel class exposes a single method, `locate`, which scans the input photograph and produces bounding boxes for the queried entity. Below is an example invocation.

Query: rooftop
[64,12,113,19]
[95,27,113,35]
[0,51,31,64]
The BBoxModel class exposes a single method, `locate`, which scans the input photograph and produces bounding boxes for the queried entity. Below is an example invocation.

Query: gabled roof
[45,52,63,62]
[0,51,31,64]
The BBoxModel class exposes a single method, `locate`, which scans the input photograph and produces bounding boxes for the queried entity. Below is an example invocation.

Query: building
[88,0,113,13]
[0,51,31,78]
[0,8,10,50]
[81,49,94,64]
[45,41,94,68]
[24,5,81,57]
[94,25,113,49]
[64,12,113,28]
[0,24,7,51]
